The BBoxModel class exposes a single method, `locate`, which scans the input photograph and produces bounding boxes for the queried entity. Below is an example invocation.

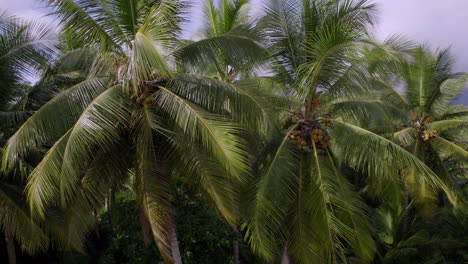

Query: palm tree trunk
[231,226,240,264]
[104,195,109,211]
[281,246,291,264]
[104,188,112,212]
[233,239,240,264]
[5,233,16,264]
[94,210,100,239]
[402,180,409,233]
[169,222,182,264]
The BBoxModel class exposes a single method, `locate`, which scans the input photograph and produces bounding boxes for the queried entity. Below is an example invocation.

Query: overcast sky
[1,0,467,103]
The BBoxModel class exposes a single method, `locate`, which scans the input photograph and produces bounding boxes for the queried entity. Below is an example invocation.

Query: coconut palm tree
[372,161,468,264]
[240,0,457,263]
[176,1,279,262]
[0,10,57,134]
[2,1,276,263]
[162,0,282,259]
[387,47,468,215]
[177,0,267,79]
[372,202,468,264]
[0,12,59,264]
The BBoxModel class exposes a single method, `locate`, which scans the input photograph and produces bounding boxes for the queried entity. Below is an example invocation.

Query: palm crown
[1,0,276,262]
[177,0,267,80]
[388,47,467,214]
[0,12,87,261]
[241,0,458,262]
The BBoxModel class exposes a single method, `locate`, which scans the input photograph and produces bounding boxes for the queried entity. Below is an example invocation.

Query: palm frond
[26,130,71,218]
[170,134,239,225]
[123,31,172,92]
[374,80,410,111]
[328,95,403,131]
[430,75,468,116]
[260,0,304,82]
[40,0,124,52]
[431,136,468,164]
[426,119,468,132]
[330,120,458,205]
[286,147,375,263]
[296,24,371,102]
[393,127,417,147]
[26,48,99,110]
[98,0,140,44]
[2,77,110,171]
[167,74,285,136]
[175,33,268,76]
[59,85,132,207]
[0,182,49,254]
[0,14,57,105]
[138,0,184,50]
[400,47,465,115]
[155,86,250,181]
[0,111,30,129]
[436,105,468,121]
[242,127,300,260]
[133,108,174,263]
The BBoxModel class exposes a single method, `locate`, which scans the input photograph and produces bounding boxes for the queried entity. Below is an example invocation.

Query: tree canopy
[0,1,466,264]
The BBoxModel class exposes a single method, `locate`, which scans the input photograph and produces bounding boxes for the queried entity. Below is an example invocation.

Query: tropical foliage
[0,0,466,264]
[0,12,58,264]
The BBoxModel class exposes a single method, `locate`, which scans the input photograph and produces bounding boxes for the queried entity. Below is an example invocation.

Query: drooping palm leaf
[155,86,250,181]
[59,85,132,206]
[133,107,175,263]
[330,120,458,205]
[2,77,110,171]
[242,127,300,260]
[39,0,124,52]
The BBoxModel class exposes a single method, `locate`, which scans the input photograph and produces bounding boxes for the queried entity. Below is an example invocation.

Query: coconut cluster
[413,116,437,142]
[131,93,155,107]
[421,130,437,142]
[414,116,432,128]
[288,123,331,152]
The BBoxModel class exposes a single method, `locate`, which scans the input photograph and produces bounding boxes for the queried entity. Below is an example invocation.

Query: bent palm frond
[155,86,250,181]
[2,77,110,171]
[59,85,132,207]
[330,120,458,205]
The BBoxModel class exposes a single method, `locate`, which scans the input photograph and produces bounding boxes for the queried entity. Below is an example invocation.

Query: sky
[1,0,467,103]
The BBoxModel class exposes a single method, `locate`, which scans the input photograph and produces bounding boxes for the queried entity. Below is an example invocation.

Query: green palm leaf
[123,31,172,91]
[330,120,458,205]
[133,108,175,263]
[297,148,374,263]
[176,33,268,75]
[431,136,468,164]
[59,85,132,206]
[167,74,285,136]
[242,127,300,260]
[138,0,183,50]
[0,13,57,106]
[26,130,71,218]
[155,86,250,181]
[2,77,109,171]
[40,0,123,52]
[0,182,49,254]
[426,119,468,131]
[170,135,239,225]
[393,127,417,147]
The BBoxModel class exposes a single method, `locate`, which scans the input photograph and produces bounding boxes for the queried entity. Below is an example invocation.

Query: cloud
[0,0,53,23]
[0,0,36,10]
[375,0,468,104]
[376,0,468,71]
